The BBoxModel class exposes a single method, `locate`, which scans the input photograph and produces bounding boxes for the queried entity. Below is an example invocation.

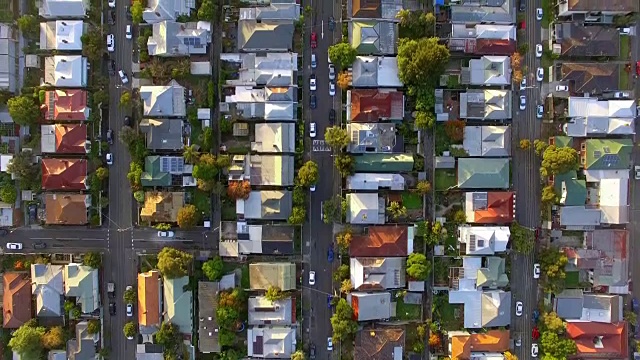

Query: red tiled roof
[41,158,87,190]
[3,272,32,328]
[473,192,515,224]
[350,89,404,122]
[566,322,628,359]
[43,89,89,121]
[350,226,408,257]
[474,39,516,55]
[55,124,87,153]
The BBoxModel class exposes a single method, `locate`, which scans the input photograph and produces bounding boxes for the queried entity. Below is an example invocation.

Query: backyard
[433,294,464,331]
[220,262,250,289]
[191,189,211,217]
[395,296,421,320]
[435,169,456,191]
[401,192,422,210]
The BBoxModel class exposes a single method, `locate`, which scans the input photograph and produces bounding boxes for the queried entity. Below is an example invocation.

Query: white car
[309,76,317,91]
[556,85,568,92]
[620,27,631,35]
[520,78,526,91]
[533,263,541,279]
[158,231,175,238]
[531,343,539,357]
[6,243,22,250]
[536,67,544,82]
[328,64,335,80]
[108,0,115,7]
[127,335,134,340]
[634,165,640,180]
[515,301,523,316]
[309,122,317,138]
[126,304,133,317]
[519,95,526,110]
[310,185,316,192]
[329,82,336,96]
[106,34,115,52]
[308,271,316,286]
[536,105,543,119]
[327,337,333,351]
[536,8,542,20]
[118,70,129,84]
[614,91,630,99]
[311,53,317,69]
[126,25,132,39]
[106,153,113,165]
[535,44,542,58]
[515,335,522,347]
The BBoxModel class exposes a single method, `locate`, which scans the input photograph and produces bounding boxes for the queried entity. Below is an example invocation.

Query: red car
[532,326,540,340]
[636,61,640,76]
[311,32,317,48]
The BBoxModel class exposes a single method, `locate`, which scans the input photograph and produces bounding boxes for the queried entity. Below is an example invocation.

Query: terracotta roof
[41,158,87,190]
[350,89,404,122]
[473,192,515,224]
[561,63,618,94]
[45,193,88,225]
[55,124,87,153]
[351,0,381,18]
[566,0,638,12]
[138,270,161,327]
[566,322,628,358]
[474,39,516,55]
[450,330,510,360]
[350,226,408,257]
[354,328,405,360]
[43,89,89,121]
[3,272,32,328]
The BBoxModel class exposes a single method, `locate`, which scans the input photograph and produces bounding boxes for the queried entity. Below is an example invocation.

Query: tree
[510,222,534,255]
[336,231,352,252]
[218,288,245,309]
[93,89,109,107]
[183,145,200,164]
[197,0,215,21]
[118,126,137,146]
[87,320,101,335]
[340,279,353,293]
[82,252,102,268]
[503,351,518,360]
[80,29,105,62]
[386,201,407,220]
[534,139,548,156]
[330,298,358,341]
[539,331,577,359]
[414,111,435,130]
[156,322,180,348]
[333,264,350,282]
[157,247,193,279]
[398,37,449,89]
[95,167,109,181]
[7,151,38,187]
[265,286,287,302]
[540,145,579,176]
[9,322,45,358]
[511,52,522,69]
[541,185,559,204]
[324,126,350,150]
[127,162,143,190]
[328,42,357,70]
[519,139,531,150]
[131,0,143,23]
[218,329,235,347]
[291,350,306,360]
[227,180,251,200]
[170,59,191,79]
[123,322,137,338]
[123,287,137,303]
[542,312,565,333]
[539,248,568,292]
[202,257,224,281]
[322,195,343,224]
[17,15,40,39]
[397,10,435,39]
[444,119,465,142]
[119,92,132,108]
[334,154,355,177]
[177,204,199,228]
[428,333,440,347]
[625,310,638,325]
[7,96,39,126]
[512,69,523,84]
[297,161,319,187]
[415,180,431,195]
[134,190,145,203]
[215,155,231,169]
[288,206,306,225]
[193,154,218,181]
[336,71,351,89]
[293,186,306,206]
[407,252,430,280]
[0,184,16,204]
[42,326,64,350]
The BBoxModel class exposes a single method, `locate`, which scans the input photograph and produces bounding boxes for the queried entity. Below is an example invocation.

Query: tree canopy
[9,322,45,359]
[123,322,137,338]
[86,320,101,335]
[324,127,350,150]
[131,0,143,23]
[542,312,565,333]
[123,287,137,303]
[177,204,199,228]
[328,42,357,70]
[7,96,40,126]
[415,180,431,195]
[406,252,430,280]
[322,195,343,223]
[265,286,287,302]
[80,28,105,62]
[157,247,193,279]
[444,119,465,142]
[539,248,568,292]
[540,145,579,176]
[330,298,358,341]
[510,222,535,255]
[288,206,306,225]
[193,154,218,181]
[397,10,435,39]
[414,111,435,130]
[42,326,64,350]
[17,15,39,39]
[7,151,39,188]
[227,180,251,200]
[541,185,559,204]
[398,37,449,111]
[334,154,355,177]
[297,161,319,187]
[82,252,102,268]
[202,257,225,281]
[539,331,577,359]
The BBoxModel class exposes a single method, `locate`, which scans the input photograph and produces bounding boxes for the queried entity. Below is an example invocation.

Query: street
[629,15,640,321]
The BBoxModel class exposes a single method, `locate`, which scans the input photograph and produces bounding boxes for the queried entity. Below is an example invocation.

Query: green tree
[215,155,231,169]
[202,257,225,281]
[291,350,306,360]
[118,126,138,146]
[292,186,306,206]
[330,298,358,341]
[406,252,430,280]
[540,145,579,176]
[333,264,350,282]
[95,167,109,181]
[123,322,137,338]
[9,322,45,358]
[218,329,235,347]
[334,154,355,177]
[216,306,240,329]
[397,10,435,39]
[398,37,449,92]
[155,322,180,348]
[131,0,143,23]
[386,201,407,220]
[510,222,534,254]
[80,29,105,62]
[322,195,343,224]
[324,126,350,150]
[183,145,200,164]
[534,139,548,156]
[328,42,357,70]
[197,0,215,21]
[87,320,101,335]
[542,312,565,333]
[414,111,435,130]
[17,15,40,39]
[7,96,40,126]
[82,252,102,268]
[452,209,467,224]
[134,190,145,203]
[42,325,65,350]
[541,185,558,204]
[177,204,199,228]
[297,161,319,187]
[288,206,306,225]
[415,180,431,195]
[340,279,353,293]
[119,92,132,108]
[93,89,109,107]
[539,331,577,358]
[0,184,16,204]
[336,230,352,252]
[520,139,531,150]
[265,286,287,302]
[193,154,218,181]
[625,310,638,325]
[127,162,143,190]
[539,248,568,292]
[157,247,193,279]
[123,287,137,304]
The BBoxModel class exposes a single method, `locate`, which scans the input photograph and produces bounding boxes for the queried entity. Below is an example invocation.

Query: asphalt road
[629,21,639,316]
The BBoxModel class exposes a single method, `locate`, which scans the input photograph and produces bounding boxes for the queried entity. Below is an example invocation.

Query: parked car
[328,246,335,262]
[535,44,542,57]
[614,91,630,99]
[109,302,116,316]
[126,303,133,317]
[32,242,47,249]
[106,34,115,52]
[28,204,37,222]
[329,109,336,125]
[310,185,316,192]
[515,335,522,347]
[327,337,333,351]
[636,61,640,76]
[6,243,22,250]
[536,67,544,82]
[309,75,317,91]
[106,153,113,165]
[310,94,317,109]
[329,82,336,96]
[635,166,640,180]
[107,129,114,144]
[536,105,543,119]
[309,122,317,138]
[536,8,542,20]
[327,295,333,308]
[533,263,541,279]
[158,231,175,238]
[309,343,316,359]
[532,327,540,340]
[124,116,131,126]
[520,78,526,91]
[328,64,335,80]
[531,343,539,357]
[108,0,115,8]
[519,0,525,11]
[519,95,526,110]
[310,32,317,48]
[515,301,523,316]
[532,309,540,323]
[125,5,132,20]
[619,27,631,35]
[118,70,129,84]
[308,271,316,286]
[125,25,132,39]
[311,53,317,69]
[556,85,568,92]
[108,59,116,75]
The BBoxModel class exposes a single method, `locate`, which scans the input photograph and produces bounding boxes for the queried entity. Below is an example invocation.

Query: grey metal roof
[139,118,184,150]
[352,57,378,87]
[555,290,584,319]
[450,0,515,24]
[238,21,294,52]
[481,291,511,327]
[351,292,392,321]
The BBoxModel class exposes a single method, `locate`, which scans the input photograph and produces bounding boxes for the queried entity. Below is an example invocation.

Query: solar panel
[602,154,619,167]
[160,157,185,173]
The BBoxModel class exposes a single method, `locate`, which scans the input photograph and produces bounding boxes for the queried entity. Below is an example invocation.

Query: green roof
[584,139,632,170]
[477,257,509,288]
[351,21,378,54]
[353,154,414,172]
[163,276,192,334]
[141,156,171,187]
[553,171,586,206]
[457,158,509,189]
[554,136,573,149]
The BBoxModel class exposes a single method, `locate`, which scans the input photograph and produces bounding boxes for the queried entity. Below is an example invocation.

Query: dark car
[309,344,316,359]
[32,242,46,249]
[327,295,333,308]
[327,246,334,262]
[329,109,336,125]
[124,116,131,127]
[125,5,132,20]
[107,59,116,76]
[310,94,317,109]
[109,302,116,316]
[519,0,525,11]
[328,16,335,31]
[108,10,115,25]
[633,298,639,312]
[106,129,114,145]
[532,309,540,323]
[28,204,37,222]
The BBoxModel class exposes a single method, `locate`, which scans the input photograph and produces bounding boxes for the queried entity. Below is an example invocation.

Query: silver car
[536,105,543,119]
[329,82,336,97]
[328,64,335,80]
[519,95,526,110]
[536,67,544,82]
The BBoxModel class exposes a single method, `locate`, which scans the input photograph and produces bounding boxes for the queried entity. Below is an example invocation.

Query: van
[311,53,317,69]
[555,85,568,92]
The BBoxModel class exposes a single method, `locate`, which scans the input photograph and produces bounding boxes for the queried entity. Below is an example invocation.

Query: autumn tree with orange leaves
[227,180,251,200]
[428,333,441,347]
[511,52,524,84]
[444,119,465,142]
[336,71,351,89]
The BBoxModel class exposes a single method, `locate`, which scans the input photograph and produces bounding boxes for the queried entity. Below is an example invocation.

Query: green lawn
[620,35,630,60]
[221,201,237,221]
[402,192,423,210]
[396,298,421,320]
[192,189,211,216]
[564,271,580,288]
[434,169,456,191]
[434,297,464,331]
[541,0,552,28]
[619,66,629,89]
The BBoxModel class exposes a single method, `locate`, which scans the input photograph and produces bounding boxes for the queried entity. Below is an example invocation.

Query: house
[147,21,210,57]
[448,330,510,360]
[142,0,192,23]
[223,91,297,121]
[247,327,296,359]
[3,272,32,328]
[0,25,17,93]
[248,296,294,325]
[346,173,406,190]
[449,256,509,290]
[41,124,88,154]
[558,206,602,228]
[219,223,296,257]
[64,264,99,314]
[351,56,403,88]
[581,139,632,171]
[561,63,619,94]
[354,328,404,360]
[43,89,90,121]
[67,321,97,360]
[164,276,192,334]
[48,350,66,360]
[463,191,515,224]
[349,225,413,257]
[564,117,634,137]
[140,81,187,117]
[249,262,296,291]
[39,0,88,18]
[459,90,512,120]
[252,123,295,153]
[565,322,628,359]
[553,23,619,57]
[44,55,88,88]
[458,226,510,255]
[241,2,300,20]
[237,20,294,52]
[450,0,515,24]
[221,52,298,87]
[449,24,516,55]
[41,158,87,190]
[462,126,511,157]
[31,264,64,317]
[349,20,398,55]
[461,56,511,86]
[350,257,406,290]
[141,156,172,187]
[139,118,184,151]
[457,158,510,189]
[138,270,162,334]
[448,290,511,328]
[567,97,636,120]
[346,89,404,122]
[553,170,587,206]
[135,344,164,359]
[346,193,385,225]
[554,290,622,323]
[350,292,393,321]
[140,191,185,223]
[238,190,292,220]
[557,0,637,16]
[347,123,401,153]
[353,153,414,172]
[348,0,402,19]
[198,282,220,354]
[40,20,84,51]
[45,193,89,225]
[243,155,294,186]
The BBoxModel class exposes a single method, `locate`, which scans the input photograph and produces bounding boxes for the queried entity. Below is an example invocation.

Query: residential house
[139,119,184,151]
[140,191,185,223]
[198,282,219,353]
[554,290,622,323]
[140,81,187,117]
[459,90,512,120]
[48,350,66,360]
[3,272,32,328]
[64,264,99,314]
[346,89,404,123]
[449,24,516,55]
[561,63,620,94]
[462,126,511,157]
[565,321,628,359]
[40,20,84,51]
[44,55,88,88]
[41,158,87,190]
[235,154,295,186]
[353,153,414,172]
[248,296,294,325]
[0,24,17,93]
[39,0,88,18]
[251,123,296,153]
[219,222,296,257]
[448,290,511,328]
[463,191,515,224]
[44,193,89,225]
[141,156,172,187]
[450,0,515,24]
[347,0,402,19]
[349,20,398,55]
[449,256,509,290]
[458,226,509,255]
[142,0,192,23]
[147,21,210,57]
[457,158,510,189]
[346,193,385,225]
[349,225,413,257]
[565,97,635,136]
[354,328,404,360]
[346,173,406,190]
[557,0,638,16]
[553,170,587,206]
[163,276,192,334]
[135,344,164,359]
[41,124,88,154]
[581,138,632,171]
[239,3,300,21]
[67,321,97,360]
[42,89,90,121]
[224,86,297,121]
[237,20,294,52]
[247,327,296,358]
[350,257,406,290]
[350,292,393,321]
[351,56,403,88]
[249,262,296,291]
[553,23,619,57]
[221,52,298,87]
[238,190,292,220]
[461,56,511,86]
[347,123,401,153]
[31,264,64,318]
[138,270,162,334]
[448,330,510,360]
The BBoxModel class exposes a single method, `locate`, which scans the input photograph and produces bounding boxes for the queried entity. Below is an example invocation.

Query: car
[6,243,22,250]
[327,246,334,262]
[32,242,47,249]
[536,105,543,119]
[118,70,129,84]
[520,78,526,91]
[310,94,317,109]
[531,343,539,357]
[519,0,525,11]
[126,285,132,291]
[125,5,132,20]
[536,67,544,82]
[311,53,317,69]
[310,185,316,192]
[108,10,115,25]
[158,231,175,238]
[532,327,540,340]
[327,337,333,351]
[108,0,115,7]
[329,109,336,125]
[328,16,335,31]
[126,303,133,317]
[329,82,336,96]
[327,295,333,308]
[636,61,640,76]
[107,59,116,75]
[619,27,631,35]
[556,85,568,92]
[635,166,640,180]
[107,129,114,144]
[309,343,316,359]
[519,21,526,29]
[106,153,113,165]
[309,122,317,138]
[536,8,542,20]
[310,32,317,48]
[515,335,522,347]
[106,34,115,52]
[515,301,523,316]
[614,91,630,99]
[309,75,317,91]
[109,302,116,316]
[533,309,540,323]
[328,64,335,80]
[519,95,526,110]
[533,263,541,279]
[124,116,131,126]
[308,271,316,285]
[535,44,542,57]
[535,228,540,240]
[28,204,37,222]
[126,25,132,39]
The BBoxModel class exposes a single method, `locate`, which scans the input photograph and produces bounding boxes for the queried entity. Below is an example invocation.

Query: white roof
[567,97,636,118]
[458,226,510,255]
[39,0,87,18]
[44,55,87,87]
[564,116,635,137]
[377,57,403,87]
[142,0,192,23]
[584,169,629,182]
[40,21,83,50]
[469,56,511,85]
[41,125,56,153]
[140,80,187,117]
[348,193,384,224]
[346,173,406,190]
[599,178,629,224]
[463,125,510,157]
[0,155,13,172]
[560,206,602,227]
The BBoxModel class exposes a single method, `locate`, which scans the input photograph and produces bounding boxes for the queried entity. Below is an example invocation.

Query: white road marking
[31,237,52,240]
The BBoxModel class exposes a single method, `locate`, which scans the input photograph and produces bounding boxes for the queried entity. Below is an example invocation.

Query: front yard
[401,192,423,210]
[435,169,456,191]
[191,189,211,217]
[396,297,421,320]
